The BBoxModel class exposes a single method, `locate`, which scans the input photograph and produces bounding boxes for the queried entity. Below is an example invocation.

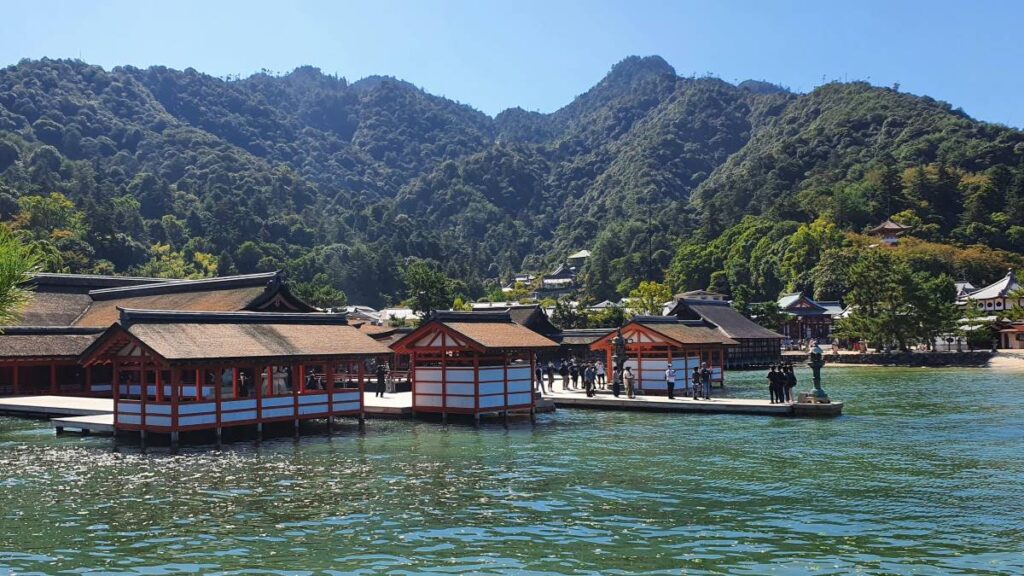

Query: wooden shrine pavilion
[80,308,391,443]
[590,317,737,394]
[390,311,558,423]
[0,271,316,397]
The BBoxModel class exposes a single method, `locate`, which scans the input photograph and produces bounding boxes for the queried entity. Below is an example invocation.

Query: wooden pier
[543,389,842,417]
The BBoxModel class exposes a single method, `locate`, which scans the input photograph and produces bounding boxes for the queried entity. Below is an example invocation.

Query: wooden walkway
[52,413,114,434]
[0,395,114,417]
[543,389,842,417]
[363,391,413,416]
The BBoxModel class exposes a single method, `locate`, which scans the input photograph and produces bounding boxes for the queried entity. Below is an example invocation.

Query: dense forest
[1,55,1022,308]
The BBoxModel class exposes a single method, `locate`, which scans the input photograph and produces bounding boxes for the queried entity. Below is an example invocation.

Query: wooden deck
[51,413,114,434]
[0,395,114,417]
[363,391,413,416]
[543,389,842,417]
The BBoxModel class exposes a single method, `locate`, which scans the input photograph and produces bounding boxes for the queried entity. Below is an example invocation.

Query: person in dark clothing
[535,364,545,394]
[700,363,712,400]
[546,361,555,390]
[559,362,570,391]
[375,362,387,398]
[569,362,580,389]
[612,367,622,398]
[692,366,701,400]
[767,365,781,403]
[784,364,798,402]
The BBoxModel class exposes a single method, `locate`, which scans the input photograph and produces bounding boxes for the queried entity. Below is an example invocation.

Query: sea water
[1,365,1022,575]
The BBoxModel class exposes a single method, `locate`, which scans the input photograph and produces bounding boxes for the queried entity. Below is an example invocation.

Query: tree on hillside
[629,280,672,316]
[403,260,454,320]
[294,273,347,309]
[749,301,787,332]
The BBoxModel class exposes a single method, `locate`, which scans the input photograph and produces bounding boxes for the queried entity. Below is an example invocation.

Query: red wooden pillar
[232,368,239,400]
[139,361,147,431]
[195,368,202,401]
[502,353,509,411]
[49,363,57,395]
[473,355,480,415]
[441,340,448,421]
[84,365,92,395]
[12,365,20,395]
[667,345,674,393]
[155,368,163,402]
[410,351,417,413]
[214,366,222,431]
[171,369,180,431]
[357,360,365,419]
[255,365,264,420]
[529,352,537,407]
[325,362,335,415]
[291,363,300,422]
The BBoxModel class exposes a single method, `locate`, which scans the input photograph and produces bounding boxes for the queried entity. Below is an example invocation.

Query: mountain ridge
[1,55,1022,306]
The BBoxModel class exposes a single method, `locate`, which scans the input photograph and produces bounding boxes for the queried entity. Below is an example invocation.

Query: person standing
[375,361,387,398]
[546,361,555,391]
[665,364,677,399]
[767,365,780,403]
[612,366,622,398]
[584,364,596,397]
[700,363,712,400]
[596,360,606,389]
[559,361,570,391]
[624,367,636,399]
[691,365,701,400]
[784,364,798,403]
[569,361,580,389]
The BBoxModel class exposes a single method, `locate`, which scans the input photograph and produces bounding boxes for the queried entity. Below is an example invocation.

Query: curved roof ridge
[88,271,281,300]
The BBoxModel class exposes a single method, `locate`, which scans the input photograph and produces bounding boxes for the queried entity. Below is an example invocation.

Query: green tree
[0,227,40,326]
[295,273,347,309]
[628,280,672,316]
[403,260,454,319]
[749,301,787,332]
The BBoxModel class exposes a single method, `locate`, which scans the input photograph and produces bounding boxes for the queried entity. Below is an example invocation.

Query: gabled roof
[777,292,829,315]
[590,318,738,349]
[554,329,610,346]
[673,289,726,301]
[505,305,559,336]
[391,311,558,352]
[82,308,389,365]
[867,219,913,234]
[0,326,105,359]
[965,270,1020,301]
[29,272,170,292]
[568,249,591,260]
[73,272,314,327]
[668,299,783,340]
[955,281,976,298]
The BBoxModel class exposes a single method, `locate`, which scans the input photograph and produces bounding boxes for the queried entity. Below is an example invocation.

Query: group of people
[536,358,607,397]
[766,364,797,403]
[535,358,717,402]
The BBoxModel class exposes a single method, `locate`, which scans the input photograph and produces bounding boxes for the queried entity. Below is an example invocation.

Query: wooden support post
[502,354,509,428]
[256,366,266,441]
[195,368,202,401]
[441,339,448,425]
[155,368,163,403]
[49,363,57,395]
[84,365,91,395]
[112,358,120,432]
[171,369,180,447]
[292,363,300,436]
[473,355,480,424]
[139,363,147,432]
[325,362,335,433]
[232,368,239,400]
[214,366,223,446]
[357,360,365,428]
[12,365,19,395]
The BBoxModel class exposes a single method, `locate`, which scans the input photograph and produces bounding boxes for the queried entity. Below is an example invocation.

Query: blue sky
[2,0,1022,127]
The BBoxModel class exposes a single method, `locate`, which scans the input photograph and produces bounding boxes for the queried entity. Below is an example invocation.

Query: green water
[2,366,1023,575]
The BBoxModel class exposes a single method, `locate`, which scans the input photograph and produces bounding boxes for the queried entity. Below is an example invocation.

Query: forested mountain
[1,55,1022,308]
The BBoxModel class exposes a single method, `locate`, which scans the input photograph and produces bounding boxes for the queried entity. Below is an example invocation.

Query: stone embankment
[782,351,993,367]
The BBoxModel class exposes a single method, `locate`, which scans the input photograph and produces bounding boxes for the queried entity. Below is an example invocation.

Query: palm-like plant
[0,227,39,328]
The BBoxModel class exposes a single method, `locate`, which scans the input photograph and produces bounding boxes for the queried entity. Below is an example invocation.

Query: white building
[960,270,1021,315]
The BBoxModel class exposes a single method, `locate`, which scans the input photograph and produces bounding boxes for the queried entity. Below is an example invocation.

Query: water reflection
[0,366,1023,574]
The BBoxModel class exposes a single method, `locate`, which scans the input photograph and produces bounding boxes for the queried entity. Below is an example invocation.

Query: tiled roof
[965,270,1020,300]
[638,322,739,346]
[441,322,559,350]
[12,291,93,327]
[94,309,391,363]
[0,327,104,358]
[670,300,783,340]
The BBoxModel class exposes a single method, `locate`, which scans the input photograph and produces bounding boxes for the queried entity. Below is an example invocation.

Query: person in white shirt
[595,360,606,389]
[665,366,677,399]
